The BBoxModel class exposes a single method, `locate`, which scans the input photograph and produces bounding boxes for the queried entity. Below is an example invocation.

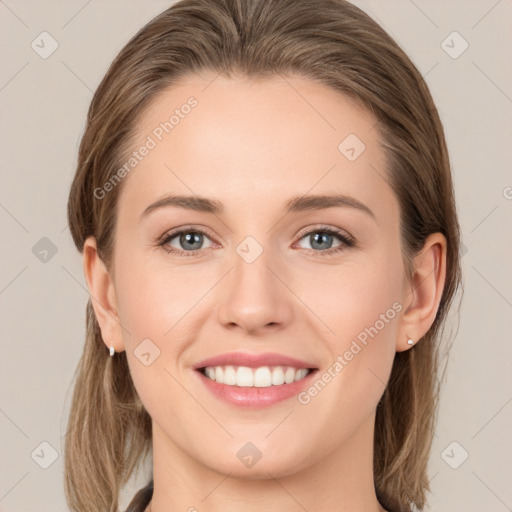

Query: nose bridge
[217,234,292,332]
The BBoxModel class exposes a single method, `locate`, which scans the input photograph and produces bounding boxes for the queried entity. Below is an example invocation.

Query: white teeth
[202,365,311,387]
[223,365,237,385]
[284,367,296,384]
[236,366,254,387]
[271,366,285,385]
[253,367,272,387]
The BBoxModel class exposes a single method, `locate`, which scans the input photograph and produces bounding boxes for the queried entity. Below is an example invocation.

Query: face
[105,73,409,478]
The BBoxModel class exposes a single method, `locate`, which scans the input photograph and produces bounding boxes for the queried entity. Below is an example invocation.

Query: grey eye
[167,231,213,251]
[298,231,342,251]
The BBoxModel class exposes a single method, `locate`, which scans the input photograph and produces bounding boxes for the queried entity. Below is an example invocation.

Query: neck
[147,411,387,512]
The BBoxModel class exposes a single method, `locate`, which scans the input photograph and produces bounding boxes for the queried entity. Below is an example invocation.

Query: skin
[83,72,446,512]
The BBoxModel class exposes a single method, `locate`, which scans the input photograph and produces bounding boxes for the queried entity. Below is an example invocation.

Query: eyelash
[157,224,356,258]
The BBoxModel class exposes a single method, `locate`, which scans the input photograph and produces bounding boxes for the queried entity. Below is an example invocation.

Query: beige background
[1,1,511,511]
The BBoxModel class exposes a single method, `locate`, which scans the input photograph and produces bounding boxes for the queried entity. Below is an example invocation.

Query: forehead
[117,72,396,223]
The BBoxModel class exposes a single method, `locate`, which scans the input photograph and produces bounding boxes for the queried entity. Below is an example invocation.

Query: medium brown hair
[64,1,463,511]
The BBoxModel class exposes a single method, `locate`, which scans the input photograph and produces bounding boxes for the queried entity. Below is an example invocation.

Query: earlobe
[82,236,125,353]
[397,232,447,352]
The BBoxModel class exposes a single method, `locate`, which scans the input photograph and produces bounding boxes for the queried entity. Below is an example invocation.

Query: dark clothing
[124,480,153,512]
[125,480,402,512]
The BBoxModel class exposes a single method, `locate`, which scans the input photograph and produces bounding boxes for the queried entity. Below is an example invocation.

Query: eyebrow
[139,193,375,220]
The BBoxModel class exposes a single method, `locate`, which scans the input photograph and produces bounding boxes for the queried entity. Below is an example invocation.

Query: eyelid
[157,224,218,245]
[294,224,354,244]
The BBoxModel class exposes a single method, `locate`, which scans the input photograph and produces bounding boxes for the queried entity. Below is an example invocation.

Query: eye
[158,226,215,257]
[157,224,355,258]
[294,225,355,256]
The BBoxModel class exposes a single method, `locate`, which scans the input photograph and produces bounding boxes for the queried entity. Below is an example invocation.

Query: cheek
[298,251,402,408]
[295,249,403,338]
[114,250,203,340]
[114,258,202,422]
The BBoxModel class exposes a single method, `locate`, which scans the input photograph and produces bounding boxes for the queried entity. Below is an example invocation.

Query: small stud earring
[407,338,414,346]
[109,346,115,357]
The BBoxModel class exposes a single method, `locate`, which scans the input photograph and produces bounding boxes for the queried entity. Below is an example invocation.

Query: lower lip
[195,369,318,408]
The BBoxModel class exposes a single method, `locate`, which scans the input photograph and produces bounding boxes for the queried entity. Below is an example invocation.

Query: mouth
[192,352,319,408]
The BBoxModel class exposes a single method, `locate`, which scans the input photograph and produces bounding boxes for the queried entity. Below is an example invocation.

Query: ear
[397,232,447,352]
[82,236,125,353]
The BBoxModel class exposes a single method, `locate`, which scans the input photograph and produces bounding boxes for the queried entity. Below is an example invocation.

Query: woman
[64,0,463,511]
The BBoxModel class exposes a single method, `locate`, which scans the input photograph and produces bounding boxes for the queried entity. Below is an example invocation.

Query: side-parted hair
[64,1,463,511]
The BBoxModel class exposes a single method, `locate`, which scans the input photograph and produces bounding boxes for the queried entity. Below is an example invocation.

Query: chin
[198,445,313,480]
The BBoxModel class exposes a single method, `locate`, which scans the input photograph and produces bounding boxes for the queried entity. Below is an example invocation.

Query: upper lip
[193,351,318,370]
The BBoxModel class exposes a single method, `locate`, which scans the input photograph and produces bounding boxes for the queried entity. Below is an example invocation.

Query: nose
[217,245,293,335]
